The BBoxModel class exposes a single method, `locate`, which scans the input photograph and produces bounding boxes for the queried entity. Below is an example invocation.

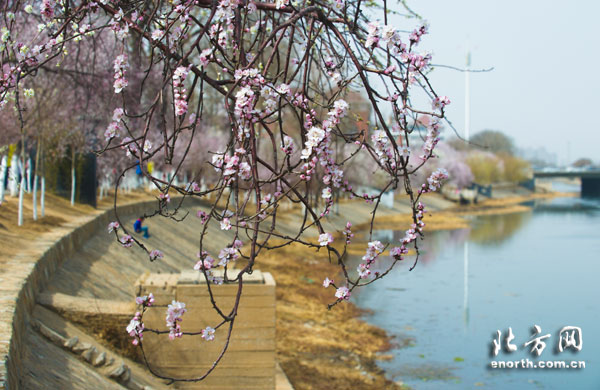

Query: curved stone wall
[0,200,160,390]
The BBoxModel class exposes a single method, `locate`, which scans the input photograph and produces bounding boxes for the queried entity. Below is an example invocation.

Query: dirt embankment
[1,189,572,390]
[255,191,572,390]
[259,242,406,390]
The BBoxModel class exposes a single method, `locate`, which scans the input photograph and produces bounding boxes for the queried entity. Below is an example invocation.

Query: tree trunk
[9,154,18,197]
[18,138,25,226]
[32,140,41,220]
[40,139,45,218]
[18,174,25,226]
[26,157,32,193]
[0,155,7,203]
[41,176,45,217]
[70,148,76,206]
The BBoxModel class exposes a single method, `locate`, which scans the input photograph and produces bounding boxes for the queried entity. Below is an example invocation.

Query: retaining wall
[0,199,163,390]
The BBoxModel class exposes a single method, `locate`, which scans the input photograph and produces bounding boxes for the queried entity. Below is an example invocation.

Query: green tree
[470,130,515,155]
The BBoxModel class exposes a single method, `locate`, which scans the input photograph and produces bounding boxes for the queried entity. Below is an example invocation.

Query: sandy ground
[0,191,153,261]
[0,189,574,390]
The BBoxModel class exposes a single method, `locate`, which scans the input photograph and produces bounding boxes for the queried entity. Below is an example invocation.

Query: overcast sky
[388,0,600,165]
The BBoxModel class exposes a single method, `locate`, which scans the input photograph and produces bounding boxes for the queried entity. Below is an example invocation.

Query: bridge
[532,170,600,197]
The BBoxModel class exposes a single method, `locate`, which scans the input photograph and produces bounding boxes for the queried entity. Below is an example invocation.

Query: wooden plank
[140,310,276,339]
[142,334,275,353]
[181,312,275,329]
[175,293,275,309]
[179,270,265,284]
[176,283,275,297]
[135,271,277,390]
[144,306,275,332]
[141,306,275,329]
[141,349,275,367]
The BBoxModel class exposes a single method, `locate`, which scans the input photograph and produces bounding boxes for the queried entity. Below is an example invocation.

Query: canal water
[351,193,600,389]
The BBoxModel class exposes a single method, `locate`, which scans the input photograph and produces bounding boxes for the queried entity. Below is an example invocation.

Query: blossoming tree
[1,0,451,382]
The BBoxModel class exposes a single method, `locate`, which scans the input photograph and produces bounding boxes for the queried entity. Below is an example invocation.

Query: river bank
[350,193,599,389]
[0,188,575,389]
[257,189,575,390]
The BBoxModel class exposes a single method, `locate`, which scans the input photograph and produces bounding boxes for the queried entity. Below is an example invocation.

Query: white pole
[463,241,469,328]
[32,174,38,220]
[26,157,32,193]
[9,154,18,197]
[463,50,471,329]
[71,151,76,206]
[40,176,45,217]
[18,175,24,226]
[0,155,7,203]
[465,51,471,142]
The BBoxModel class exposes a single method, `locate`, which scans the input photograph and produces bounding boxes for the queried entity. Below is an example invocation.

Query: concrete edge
[0,198,164,390]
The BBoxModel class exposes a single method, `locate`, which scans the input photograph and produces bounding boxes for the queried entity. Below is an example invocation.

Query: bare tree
[1,0,453,382]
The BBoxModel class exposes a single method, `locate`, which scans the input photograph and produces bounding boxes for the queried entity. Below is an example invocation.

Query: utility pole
[463,50,471,329]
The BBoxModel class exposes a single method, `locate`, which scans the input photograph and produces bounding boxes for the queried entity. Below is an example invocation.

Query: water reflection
[468,211,531,246]
[351,197,600,390]
[352,211,530,273]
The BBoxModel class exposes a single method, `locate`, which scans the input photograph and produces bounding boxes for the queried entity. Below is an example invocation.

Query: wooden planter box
[136,270,276,390]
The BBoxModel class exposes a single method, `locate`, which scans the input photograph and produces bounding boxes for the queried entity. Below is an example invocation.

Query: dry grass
[0,191,153,261]
[259,242,407,390]
[1,188,568,389]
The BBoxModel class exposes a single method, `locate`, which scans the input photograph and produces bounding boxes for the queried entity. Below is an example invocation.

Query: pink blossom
[107,221,120,233]
[143,140,152,153]
[421,168,449,193]
[112,108,124,122]
[166,300,187,340]
[135,293,155,307]
[318,232,333,246]
[194,252,215,271]
[151,29,164,41]
[282,135,295,154]
[365,22,380,49]
[343,222,354,244]
[126,312,144,345]
[218,246,239,266]
[238,162,251,180]
[275,0,289,9]
[212,154,224,170]
[432,95,451,110]
[149,249,164,261]
[173,66,190,116]
[40,0,55,20]
[199,48,212,66]
[119,234,133,248]
[201,326,216,341]
[335,286,350,300]
[104,122,120,141]
[357,263,371,279]
[220,218,231,230]
[276,83,291,96]
[113,54,129,94]
[159,193,171,202]
[323,277,333,288]
[197,210,209,223]
[384,65,396,74]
